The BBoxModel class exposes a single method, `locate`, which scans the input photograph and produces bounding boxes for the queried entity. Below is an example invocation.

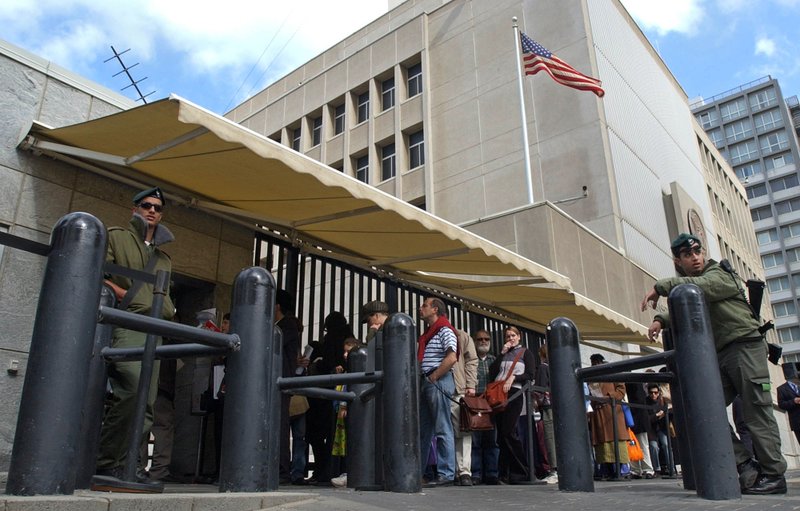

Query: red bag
[482,348,525,412]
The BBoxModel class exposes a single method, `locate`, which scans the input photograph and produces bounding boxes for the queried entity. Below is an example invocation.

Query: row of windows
[708,108,784,148]
[696,87,778,128]
[735,152,796,181]
[751,193,800,222]
[746,172,800,199]
[767,273,800,293]
[285,63,423,152]
[726,132,790,165]
[349,130,425,184]
[763,245,800,269]
[757,221,800,247]
[774,299,796,318]
[778,326,800,343]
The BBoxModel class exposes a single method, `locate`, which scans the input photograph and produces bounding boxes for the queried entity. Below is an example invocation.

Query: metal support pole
[662,329,694,489]
[669,284,739,500]
[121,270,169,486]
[103,342,229,361]
[219,267,278,492]
[547,317,594,492]
[611,397,620,479]
[372,330,385,486]
[75,285,116,489]
[381,313,421,492]
[347,347,378,490]
[6,212,107,495]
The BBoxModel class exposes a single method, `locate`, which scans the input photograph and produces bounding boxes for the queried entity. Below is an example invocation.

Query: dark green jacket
[106,214,175,320]
[653,259,760,352]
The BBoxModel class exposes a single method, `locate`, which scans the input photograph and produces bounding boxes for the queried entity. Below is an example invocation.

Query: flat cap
[361,300,389,322]
[133,186,166,206]
[589,353,605,363]
[670,232,701,256]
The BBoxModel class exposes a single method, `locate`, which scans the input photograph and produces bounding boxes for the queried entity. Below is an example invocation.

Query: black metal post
[372,330,385,486]
[75,284,116,489]
[668,284,739,500]
[662,328,694,489]
[103,342,229,361]
[347,347,378,490]
[6,212,107,495]
[381,313,421,492]
[122,269,169,486]
[219,267,279,492]
[547,317,594,492]
[610,397,620,479]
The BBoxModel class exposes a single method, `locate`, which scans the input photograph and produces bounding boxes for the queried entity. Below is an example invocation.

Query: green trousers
[97,328,160,470]
[718,339,786,476]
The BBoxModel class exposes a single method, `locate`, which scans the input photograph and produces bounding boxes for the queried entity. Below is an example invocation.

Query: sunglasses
[476,337,491,341]
[649,390,660,395]
[137,201,163,213]
[678,246,702,257]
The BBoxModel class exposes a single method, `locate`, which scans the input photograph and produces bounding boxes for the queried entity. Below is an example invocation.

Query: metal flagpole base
[90,475,164,493]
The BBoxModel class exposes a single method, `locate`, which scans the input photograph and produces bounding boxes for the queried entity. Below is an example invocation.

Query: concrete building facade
[691,77,800,363]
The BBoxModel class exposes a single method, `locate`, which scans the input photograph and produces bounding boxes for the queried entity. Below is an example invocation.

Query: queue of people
[93,195,789,496]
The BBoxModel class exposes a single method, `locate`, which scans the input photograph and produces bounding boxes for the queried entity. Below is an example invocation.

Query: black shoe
[424,476,454,488]
[742,474,787,495]
[458,474,473,486]
[736,459,760,490]
[291,477,309,486]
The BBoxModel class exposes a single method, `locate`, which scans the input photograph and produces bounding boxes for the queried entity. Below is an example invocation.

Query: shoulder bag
[483,348,525,412]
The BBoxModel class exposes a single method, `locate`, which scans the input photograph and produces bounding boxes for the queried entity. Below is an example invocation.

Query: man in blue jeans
[418,296,458,487]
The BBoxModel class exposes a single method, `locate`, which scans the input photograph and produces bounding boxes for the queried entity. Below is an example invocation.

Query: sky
[1,0,799,115]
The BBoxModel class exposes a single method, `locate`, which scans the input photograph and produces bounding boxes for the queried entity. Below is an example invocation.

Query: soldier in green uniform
[96,187,175,481]
[641,233,786,495]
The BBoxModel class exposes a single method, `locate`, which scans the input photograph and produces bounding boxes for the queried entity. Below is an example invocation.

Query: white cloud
[755,37,777,57]
[620,0,705,36]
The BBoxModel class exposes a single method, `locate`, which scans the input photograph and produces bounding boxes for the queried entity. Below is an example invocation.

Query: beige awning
[24,95,651,345]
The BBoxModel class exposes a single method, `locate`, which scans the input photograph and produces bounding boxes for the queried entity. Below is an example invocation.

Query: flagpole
[512,17,534,205]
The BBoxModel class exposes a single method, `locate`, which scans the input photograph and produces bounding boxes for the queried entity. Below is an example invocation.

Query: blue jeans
[420,372,456,480]
[290,413,307,480]
[471,428,499,480]
[649,429,673,473]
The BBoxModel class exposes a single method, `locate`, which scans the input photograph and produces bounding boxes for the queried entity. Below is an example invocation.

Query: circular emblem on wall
[687,209,707,250]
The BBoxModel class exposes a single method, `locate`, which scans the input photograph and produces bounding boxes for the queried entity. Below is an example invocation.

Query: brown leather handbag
[459,395,494,431]
[483,348,525,412]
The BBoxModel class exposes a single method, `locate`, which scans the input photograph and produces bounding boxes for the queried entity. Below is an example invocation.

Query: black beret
[670,233,701,256]
[133,187,165,206]
[360,300,389,322]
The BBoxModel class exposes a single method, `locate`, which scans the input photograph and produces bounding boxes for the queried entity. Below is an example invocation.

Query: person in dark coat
[626,380,655,478]
[777,369,800,447]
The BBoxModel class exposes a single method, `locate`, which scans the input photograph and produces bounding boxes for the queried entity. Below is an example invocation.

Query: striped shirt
[420,326,457,375]
[476,354,496,394]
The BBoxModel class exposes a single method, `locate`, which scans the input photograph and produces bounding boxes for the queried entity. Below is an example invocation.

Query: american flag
[520,32,604,97]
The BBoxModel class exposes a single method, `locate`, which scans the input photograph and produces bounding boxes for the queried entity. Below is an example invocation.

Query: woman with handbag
[488,326,536,484]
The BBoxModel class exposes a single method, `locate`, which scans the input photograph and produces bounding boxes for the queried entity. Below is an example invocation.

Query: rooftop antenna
[105,45,155,104]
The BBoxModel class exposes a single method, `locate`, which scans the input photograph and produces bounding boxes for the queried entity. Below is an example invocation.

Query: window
[334,103,346,135]
[355,155,369,183]
[762,252,784,268]
[357,91,370,123]
[782,222,800,240]
[720,97,747,121]
[708,128,724,147]
[793,273,800,289]
[381,77,395,111]
[760,132,789,155]
[789,247,800,263]
[749,87,778,112]
[728,140,759,165]
[757,228,779,245]
[407,63,422,98]
[746,183,767,199]
[754,109,782,133]
[766,152,794,171]
[751,205,773,221]
[724,119,752,143]
[777,197,800,215]
[768,276,790,293]
[291,127,301,151]
[409,130,425,169]
[311,116,322,146]
[778,326,800,343]
[770,174,799,193]
[773,301,796,318]
[381,143,396,180]
[735,162,762,181]
[697,110,719,129]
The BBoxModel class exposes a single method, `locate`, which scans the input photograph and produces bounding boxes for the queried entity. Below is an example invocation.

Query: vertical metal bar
[219,266,279,492]
[548,317,594,492]
[75,285,116,489]
[347,347,377,489]
[381,313,421,492]
[319,262,328,328]
[662,329,695,489]
[6,212,107,496]
[668,284,739,500]
[122,269,169,482]
[308,257,317,343]
[253,236,263,267]
[297,252,307,344]
[348,268,356,327]
[385,281,398,316]
[327,262,335,313]
[276,244,286,289]
[338,266,346,313]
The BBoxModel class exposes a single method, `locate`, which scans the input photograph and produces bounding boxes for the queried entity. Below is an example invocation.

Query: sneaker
[543,472,558,484]
[458,474,473,486]
[331,473,348,488]
[736,459,760,490]
[742,474,787,495]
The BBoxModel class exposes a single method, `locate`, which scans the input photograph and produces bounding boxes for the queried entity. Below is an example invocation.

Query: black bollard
[662,329,694,489]
[6,212,107,495]
[381,313,421,493]
[219,267,278,492]
[347,347,378,490]
[669,284,739,500]
[547,317,594,492]
[75,285,116,489]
